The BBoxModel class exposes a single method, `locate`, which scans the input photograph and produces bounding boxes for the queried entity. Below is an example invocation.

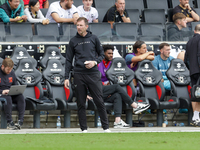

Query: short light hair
[195,24,200,32]
[77,17,89,26]
[173,13,186,23]
[2,58,14,68]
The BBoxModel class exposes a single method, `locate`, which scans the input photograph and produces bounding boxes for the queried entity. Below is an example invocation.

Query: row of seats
[0,22,196,42]
[48,0,197,12]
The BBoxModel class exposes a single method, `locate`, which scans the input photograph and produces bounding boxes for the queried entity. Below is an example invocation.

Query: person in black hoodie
[185,24,200,127]
[64,17,110,133]
[0,58,25,130]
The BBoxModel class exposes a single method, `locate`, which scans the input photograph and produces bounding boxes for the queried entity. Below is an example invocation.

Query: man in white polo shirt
[46,0,79,24]
[77,0,98,23]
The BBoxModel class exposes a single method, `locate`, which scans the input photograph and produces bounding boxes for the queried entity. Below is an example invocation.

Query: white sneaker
[82,130,88,133]
[114,119,130,128]
[104,129,111,133]
[133,103,150,114]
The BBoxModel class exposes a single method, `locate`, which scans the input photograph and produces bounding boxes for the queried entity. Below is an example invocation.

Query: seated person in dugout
[0,58,25,130]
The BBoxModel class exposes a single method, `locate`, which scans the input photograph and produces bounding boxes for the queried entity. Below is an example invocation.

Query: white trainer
[133,103,150,114]
[82,130,88,133]
[114,119,130,128]
[104,129,111,133]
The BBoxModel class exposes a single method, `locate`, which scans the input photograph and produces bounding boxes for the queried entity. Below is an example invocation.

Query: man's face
[180,18,187,28]
[104,49,113,61]
[65,0,73,9]
[9,0,20,10]
[83,0,93,9]
[161,46,171,59]
[1,65,13,75]
[137,44,147,54]
[115,0,125,11]
[76,20,88,36]
[179,0,189,7]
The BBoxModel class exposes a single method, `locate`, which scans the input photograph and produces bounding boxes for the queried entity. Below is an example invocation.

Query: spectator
[0,0,24,8]
[77,0,98,23]
[46,0,79,24]
[98,45,114,85]
[168,13,193,41]
[184,24,200,127]
[125,41,154,87]
[152,43,174,91]
[24,0,49,9]
[0,0,27,23]
[24,0,49,24]
[103,0,131,29]
[0,58,25,130]
[64,17,110,133]
[173,0,199,30]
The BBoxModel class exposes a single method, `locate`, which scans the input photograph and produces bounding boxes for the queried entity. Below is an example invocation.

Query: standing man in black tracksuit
[64,17,110,133]
[185,24,200,127]
[0,58,25,130]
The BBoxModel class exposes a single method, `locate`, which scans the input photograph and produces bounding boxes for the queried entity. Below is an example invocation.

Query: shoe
[15,120,23,130]
[104,129,111,133]
[82,130,88,133]
[114,119,130,128]
[7,121,18,130]
[190,119,200,127]
[133,103,150,114]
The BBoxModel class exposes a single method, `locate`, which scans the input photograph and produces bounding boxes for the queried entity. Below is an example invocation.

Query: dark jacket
[65,30,104,79]
[0,68,17,94]
[184,33,200,76]
[167,23,193,41]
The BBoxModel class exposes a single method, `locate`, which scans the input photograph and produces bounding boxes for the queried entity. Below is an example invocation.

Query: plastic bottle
[179,123,185,127]
[148,123,154,127]
[56,116,61,129]
[164,115,168,126]
[97,116,102,128]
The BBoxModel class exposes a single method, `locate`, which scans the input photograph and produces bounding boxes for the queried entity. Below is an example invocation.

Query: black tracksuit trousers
[74,73,109,131]
[102,84,134,117]
[2,94,25,123]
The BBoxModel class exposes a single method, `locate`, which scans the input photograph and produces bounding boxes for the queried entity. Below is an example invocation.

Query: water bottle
[97,116,102,128]
[179,122,185,127]
[56,116,61,129]
[164,115,168,126]
[148,123,154,127]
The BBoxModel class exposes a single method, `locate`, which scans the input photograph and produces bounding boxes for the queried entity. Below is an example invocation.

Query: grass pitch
[0,132,199,150]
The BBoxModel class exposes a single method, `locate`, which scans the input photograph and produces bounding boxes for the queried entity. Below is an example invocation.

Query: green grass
[0,132,199,150]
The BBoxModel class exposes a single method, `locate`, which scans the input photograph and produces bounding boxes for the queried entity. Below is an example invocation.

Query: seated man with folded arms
[95,44,150,128]
[46,0,79,24]
[0,0,27,23]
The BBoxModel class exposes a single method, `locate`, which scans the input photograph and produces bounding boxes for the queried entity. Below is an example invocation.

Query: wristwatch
[189,9,192,13]
[121,14,125,17]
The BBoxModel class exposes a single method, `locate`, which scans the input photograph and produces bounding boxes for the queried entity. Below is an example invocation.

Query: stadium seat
[97,8,109,22]
[125,0,144,15]
[89,23,112,41]
[126,9,140,24]
[10,46,37,70]
[48,0,56,6]
[94,0,115,10]
[139,23,164,41]
[135,59,179,126]
[0,23,6,41]
[5,35,31,42]
[167,8,173,22]
[106,57,149,126]
[165,22,173,41]
[59,23,77,42]
[113,23,138,41]
[73,0,83,7]
[40,8,48,17]
[166,59,193,125]
[191,21,200,31]
[32,35,57,42]
[42,59,76,128]
[142,9,166,24]
[15,58,58,128]
[34,23,60,41]
[39,46,65,69]
[145,0,169,13]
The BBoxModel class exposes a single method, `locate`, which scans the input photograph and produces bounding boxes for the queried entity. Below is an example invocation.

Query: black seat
[73,0,83,7]
[89,23,112,42]
[59,23,77,42]
[42,59,76,128]
[15,58,58,128]
[113,23,138,41]
[9,23,33,38]
[34,23,59,41]
[135,59,179,126]
[39,46,65,69]
[97,8,109,23]
[142,9,166,24]
[10,46,37,70]
[40,8,48,17]
[5,35,31,42]
[94,0,115,9]
[125,0,144,15]
[146,0,169,13]
[106,57,149,126]
[126,9,140,24]
[166,59,193,125]
[0,23,6,41]
[139,23,164,41]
